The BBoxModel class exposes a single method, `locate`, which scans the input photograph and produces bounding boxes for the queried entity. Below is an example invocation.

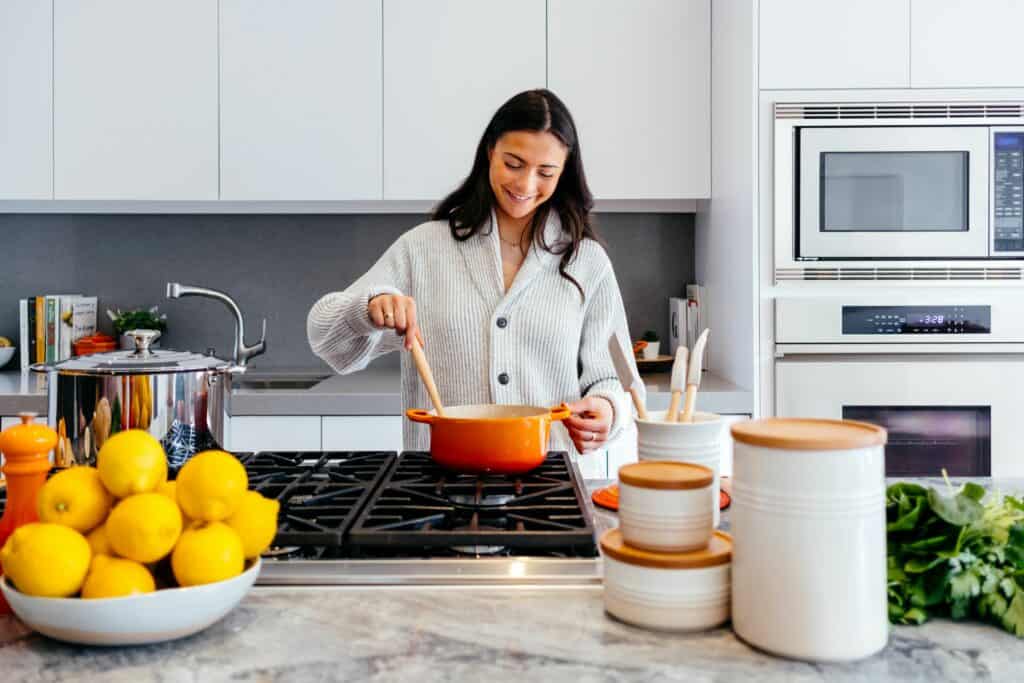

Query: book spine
[19,299,28,370]
[34,296,44,363]
[45,296,56,364]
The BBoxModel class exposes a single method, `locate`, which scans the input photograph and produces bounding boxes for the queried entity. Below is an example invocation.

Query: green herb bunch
[887,478,1024,636]
[106,306,168,336]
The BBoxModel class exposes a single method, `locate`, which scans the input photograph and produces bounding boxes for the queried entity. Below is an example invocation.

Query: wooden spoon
[679,328,710,423]
[408,336,445,417]
[665,345,689,423]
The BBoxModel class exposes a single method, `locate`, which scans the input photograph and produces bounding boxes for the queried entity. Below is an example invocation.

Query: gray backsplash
[0,213,694,371]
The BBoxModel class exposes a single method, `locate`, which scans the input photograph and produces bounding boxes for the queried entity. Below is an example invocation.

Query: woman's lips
[504,187,535,204]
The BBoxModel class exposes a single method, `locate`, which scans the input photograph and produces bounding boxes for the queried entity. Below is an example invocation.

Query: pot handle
[406,409,437,425]
[548,404,572,422]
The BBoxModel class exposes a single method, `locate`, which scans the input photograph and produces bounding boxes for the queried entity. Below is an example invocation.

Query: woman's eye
[505,162,522,170]
[539,172,554,179]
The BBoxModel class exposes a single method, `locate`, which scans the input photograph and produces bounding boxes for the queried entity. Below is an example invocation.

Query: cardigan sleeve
[577,263,643,442]
[307,234,412,374]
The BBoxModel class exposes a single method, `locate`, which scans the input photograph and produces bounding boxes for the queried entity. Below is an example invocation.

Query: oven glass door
[798,126,990,259]
[842,406,990,476]
[775,356,1019,477]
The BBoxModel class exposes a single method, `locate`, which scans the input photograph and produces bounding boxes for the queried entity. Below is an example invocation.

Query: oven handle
[775,343,1024,357]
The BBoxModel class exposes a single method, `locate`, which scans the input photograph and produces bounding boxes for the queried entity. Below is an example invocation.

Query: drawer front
[321,416,402,452]
[229,416,321,452]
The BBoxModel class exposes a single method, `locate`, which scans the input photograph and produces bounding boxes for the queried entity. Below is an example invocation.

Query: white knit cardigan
[306,211,639,459]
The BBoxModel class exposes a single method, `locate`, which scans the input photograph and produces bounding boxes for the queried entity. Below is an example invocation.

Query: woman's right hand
[368,294,424,350]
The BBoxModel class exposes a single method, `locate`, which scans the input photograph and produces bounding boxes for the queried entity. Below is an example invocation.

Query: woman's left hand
[564,396,613,454]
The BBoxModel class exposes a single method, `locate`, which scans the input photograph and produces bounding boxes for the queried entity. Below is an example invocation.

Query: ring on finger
[383,312,393,321]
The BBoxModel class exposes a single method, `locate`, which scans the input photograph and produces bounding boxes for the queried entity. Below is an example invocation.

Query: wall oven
[774,293,1024,477]
[774,101,1024,281]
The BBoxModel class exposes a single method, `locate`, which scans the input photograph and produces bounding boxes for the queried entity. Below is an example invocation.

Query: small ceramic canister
[601,529,732,632]
[729,418,888,662]
[618,461,714,552]
[635,410,724,527]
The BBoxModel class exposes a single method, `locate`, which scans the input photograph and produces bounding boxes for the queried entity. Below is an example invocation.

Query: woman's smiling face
[488,130,569,222]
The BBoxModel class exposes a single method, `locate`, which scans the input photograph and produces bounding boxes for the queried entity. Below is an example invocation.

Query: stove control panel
[842,305,991,335]
[994,131,1024,253]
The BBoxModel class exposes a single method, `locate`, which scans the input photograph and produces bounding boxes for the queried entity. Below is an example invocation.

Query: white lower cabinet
[229,416,322,453]
[321,416,403,452]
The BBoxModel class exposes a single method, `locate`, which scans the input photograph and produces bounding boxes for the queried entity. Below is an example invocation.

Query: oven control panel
[994,131,1024,253]
[842,306,991,335]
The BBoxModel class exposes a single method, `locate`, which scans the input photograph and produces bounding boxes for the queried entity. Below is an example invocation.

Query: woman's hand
[368,294,424,350]
[564,396,613,454]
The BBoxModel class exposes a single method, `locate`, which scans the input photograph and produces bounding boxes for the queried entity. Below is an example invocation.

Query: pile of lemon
[0,430,279,599]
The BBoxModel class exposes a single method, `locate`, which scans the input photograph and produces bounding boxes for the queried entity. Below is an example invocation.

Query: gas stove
[239,450,604,586]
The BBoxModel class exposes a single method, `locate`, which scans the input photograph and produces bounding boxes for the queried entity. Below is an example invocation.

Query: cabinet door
[229,416,322,452]
[321,416,402,452]
[383,0,545,200]
[54,0,218,199]
[220,0,382,200]
[911,0,1024,88]
[760,0,910,89]
[549,0,709,200]
[0,0,52,199]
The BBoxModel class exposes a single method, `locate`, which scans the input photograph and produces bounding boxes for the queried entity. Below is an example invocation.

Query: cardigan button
[496,317,508,329]
[498,373,509,386]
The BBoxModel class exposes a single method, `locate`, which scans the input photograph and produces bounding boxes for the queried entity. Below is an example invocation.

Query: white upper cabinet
[760,0,910,89]
[220,0,382,200]
[549,0,710,200]
[382,0,546,201]
[911,0,1024,88]
[0,0,52,199]
[53,0,218,199]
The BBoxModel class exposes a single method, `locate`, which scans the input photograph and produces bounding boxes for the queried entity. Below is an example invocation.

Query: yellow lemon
[97,429,167,498]
[81,555,155,599]
[36,466,113,533]
[171,522,244,587]
[176,450,248,522]
[225,491,280,559]
[0,523,91,597]
[86,522,116,557]
[106,493,182,563]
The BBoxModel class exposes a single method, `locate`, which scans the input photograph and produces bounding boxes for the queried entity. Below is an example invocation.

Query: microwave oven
[774,101,1024,280]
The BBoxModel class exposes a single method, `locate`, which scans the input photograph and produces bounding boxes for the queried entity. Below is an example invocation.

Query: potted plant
[108,307,168,350]
[640,329,661,360]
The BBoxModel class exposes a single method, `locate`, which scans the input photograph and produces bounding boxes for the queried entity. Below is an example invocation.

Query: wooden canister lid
[618,461,713,490]
[730,418,887,451]
[600,529,732,569]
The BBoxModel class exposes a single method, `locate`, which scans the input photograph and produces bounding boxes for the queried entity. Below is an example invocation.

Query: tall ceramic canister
[729,418,888,662]
[635,411,723,527]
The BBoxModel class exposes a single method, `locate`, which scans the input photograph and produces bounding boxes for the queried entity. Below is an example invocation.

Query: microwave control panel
[994,132,1024,252]
[842,306,991,335]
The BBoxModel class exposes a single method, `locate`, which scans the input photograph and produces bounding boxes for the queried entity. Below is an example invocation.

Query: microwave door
[797,126,990,260]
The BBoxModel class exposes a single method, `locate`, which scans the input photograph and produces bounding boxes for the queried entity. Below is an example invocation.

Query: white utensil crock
[729,418,888,662]
[635,411,723,527]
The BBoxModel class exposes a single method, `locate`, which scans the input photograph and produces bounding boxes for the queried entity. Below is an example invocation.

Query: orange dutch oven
[405,404,572,474]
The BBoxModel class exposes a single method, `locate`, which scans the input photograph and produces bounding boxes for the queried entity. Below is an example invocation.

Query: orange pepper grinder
[0,412,58,615]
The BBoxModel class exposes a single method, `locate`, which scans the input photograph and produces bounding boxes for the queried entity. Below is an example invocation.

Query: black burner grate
[237,450,395,546]
[348,451,597,556]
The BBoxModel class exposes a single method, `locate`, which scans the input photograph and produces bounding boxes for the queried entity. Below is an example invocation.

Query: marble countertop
[2,479,1022,681]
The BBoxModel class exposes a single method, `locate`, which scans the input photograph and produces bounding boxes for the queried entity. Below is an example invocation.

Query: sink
[233,376,328,391]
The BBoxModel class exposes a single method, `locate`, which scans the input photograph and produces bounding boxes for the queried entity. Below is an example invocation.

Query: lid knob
[127,329,162,356]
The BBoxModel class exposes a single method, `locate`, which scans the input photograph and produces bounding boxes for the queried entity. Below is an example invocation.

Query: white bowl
[0,558,260,646]
[0,347,15,369]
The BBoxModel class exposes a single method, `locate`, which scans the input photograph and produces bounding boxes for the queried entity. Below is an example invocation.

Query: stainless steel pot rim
[31,349,233,376]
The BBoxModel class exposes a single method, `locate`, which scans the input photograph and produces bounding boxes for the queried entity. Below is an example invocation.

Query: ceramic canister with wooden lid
[601,528,732,632]
[729,418,888,662]
[617,461,714,552]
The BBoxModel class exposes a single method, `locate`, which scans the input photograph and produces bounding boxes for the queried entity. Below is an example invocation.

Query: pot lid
[618,461,713,490]
[600,529,732,569]
[39,329,232,375]
[730,418,887,451]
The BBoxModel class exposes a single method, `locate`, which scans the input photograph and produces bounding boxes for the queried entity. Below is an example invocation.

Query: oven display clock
[842,306,991,335]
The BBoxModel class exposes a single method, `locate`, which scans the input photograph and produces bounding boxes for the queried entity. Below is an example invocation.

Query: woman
[307,89,638,461]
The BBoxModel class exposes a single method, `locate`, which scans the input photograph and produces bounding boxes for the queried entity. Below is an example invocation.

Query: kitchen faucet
[166,282,267,368]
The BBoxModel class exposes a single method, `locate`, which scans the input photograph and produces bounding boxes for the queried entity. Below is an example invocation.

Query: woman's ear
[486,145,494,164]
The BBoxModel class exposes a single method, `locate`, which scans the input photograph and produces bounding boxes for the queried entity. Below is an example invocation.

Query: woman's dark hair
[432,89,599,301]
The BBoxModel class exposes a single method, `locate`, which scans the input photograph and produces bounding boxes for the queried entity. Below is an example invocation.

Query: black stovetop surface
[242,450,598,560]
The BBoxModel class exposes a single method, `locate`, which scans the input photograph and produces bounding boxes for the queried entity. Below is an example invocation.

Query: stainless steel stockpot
[32,330,236,472]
